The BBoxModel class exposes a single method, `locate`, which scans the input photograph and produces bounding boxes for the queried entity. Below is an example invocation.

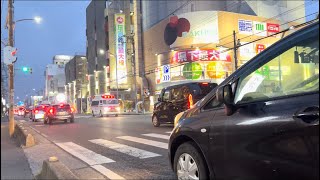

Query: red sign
[256,44,266,54]
[117,17,124,24]
[171,49,231,64]
[267,23,280,35]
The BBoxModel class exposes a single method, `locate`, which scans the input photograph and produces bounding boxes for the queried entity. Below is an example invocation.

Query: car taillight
[49,108,55,114]
[188,94,193,109]
[35,110,39,114]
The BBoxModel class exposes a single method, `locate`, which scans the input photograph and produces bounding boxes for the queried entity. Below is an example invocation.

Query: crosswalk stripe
[165,131,172,134]
[89,139,161,159]
[142,133,170,140]
[92,165,125,180]
[117,136,168,149]
[56,142,115,166]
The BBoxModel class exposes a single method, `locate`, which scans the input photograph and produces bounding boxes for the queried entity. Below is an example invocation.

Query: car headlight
[174,112,185,127]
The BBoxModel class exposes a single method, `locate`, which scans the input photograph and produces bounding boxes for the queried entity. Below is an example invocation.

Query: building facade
[44,55,73,103]
[65,55,88,113]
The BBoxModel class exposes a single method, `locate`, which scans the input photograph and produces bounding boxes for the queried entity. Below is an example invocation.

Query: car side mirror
[216,84,233,105]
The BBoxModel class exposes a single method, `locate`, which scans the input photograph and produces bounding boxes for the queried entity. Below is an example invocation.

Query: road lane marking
[89,139,161,159]
[142,133,170,140]
[55,142,115,165]
[35,124,44,127]
[41,133,48,138]
[165,131,172,134]
[19,120,26,122]
[117,136,168,149]
[92,165,125,180]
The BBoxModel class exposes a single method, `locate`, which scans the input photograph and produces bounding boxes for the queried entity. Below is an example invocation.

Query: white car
[91,94,120,117]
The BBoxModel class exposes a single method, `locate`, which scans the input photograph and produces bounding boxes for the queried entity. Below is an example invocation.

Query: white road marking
[89,139,161,159]
[165,131,172,134]
[41,133,48,138]
[55,142,115,166]
[91,165,125,180]
[142,133,170,140]
[19,120,26,122]
[117,136,168,149]
[35,124,44,127]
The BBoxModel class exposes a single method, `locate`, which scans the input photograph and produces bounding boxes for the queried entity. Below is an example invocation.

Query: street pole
[233,30,238,71]
[130,35,138,113]
[7,0,15,136]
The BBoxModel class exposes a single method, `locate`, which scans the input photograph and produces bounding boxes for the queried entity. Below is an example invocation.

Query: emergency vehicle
[91,94,120,117]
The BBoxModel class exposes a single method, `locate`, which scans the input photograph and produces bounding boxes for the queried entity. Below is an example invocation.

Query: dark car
[169,22,319,180]
[23,106,33,118]
[31,104,50,122]
[152,82,217,127]
[44,103,75,124]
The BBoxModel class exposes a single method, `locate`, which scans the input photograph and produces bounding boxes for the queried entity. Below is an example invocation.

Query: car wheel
[64,119,68,123]
[115,114,118,117]
[99,111,103,117]
[152,115,160,127]
[70,118,74,123]
[174,142,208,180]
[92,111,95,117]
[44,117,47,124]
[48,118,52,125]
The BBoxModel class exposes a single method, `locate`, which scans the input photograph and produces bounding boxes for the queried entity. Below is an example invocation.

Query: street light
[15,16,42,24]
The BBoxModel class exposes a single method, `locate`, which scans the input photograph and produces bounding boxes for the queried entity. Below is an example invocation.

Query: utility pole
[233,30,238,71]
[7,0,15,136]
[124,34,138,113]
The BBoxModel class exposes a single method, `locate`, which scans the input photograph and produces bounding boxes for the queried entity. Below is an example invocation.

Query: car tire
[44,117,47,124]
[152,115,160,127]
[92,111,95,117]
[70,118,74,123]
[174,142,208,180]
[64,119,68,123]
[115,114,118,117]
[48,118,52,125]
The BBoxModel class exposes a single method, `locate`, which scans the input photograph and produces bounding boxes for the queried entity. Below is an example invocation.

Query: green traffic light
[22,67,28,72]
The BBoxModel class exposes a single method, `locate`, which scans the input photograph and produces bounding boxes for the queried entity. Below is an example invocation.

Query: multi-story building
[64,55,88,113]
[44,55,73,103]
[140,0,307,95]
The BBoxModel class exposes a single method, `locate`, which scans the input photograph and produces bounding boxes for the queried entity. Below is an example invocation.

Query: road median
[13,121,35,148]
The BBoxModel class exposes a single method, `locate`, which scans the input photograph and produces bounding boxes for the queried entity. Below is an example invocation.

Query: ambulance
[91,94,120,117]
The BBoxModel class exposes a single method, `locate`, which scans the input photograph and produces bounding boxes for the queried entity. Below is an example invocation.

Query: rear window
[53,104,71,109]
[105,99,119,104]
[189,83,216,96]
[91,101,99,106]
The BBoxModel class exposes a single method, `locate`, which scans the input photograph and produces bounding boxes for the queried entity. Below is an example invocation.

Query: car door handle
[293,106,319,123]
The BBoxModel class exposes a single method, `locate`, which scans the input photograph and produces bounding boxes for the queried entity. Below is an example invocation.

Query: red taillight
[49,108,55,114]
[35,110,39,114]
[59,103,64,107]
[202,82,208,85]
[187,94,193,109]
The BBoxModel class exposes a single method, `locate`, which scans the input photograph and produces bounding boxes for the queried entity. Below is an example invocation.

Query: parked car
[44,103,75,124]
[152,82,217,127]
[18,106,25,116]
[31,104,50,122]
[169,22,319,180]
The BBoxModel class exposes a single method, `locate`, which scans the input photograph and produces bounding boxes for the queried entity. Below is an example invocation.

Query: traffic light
[21,67,32,74]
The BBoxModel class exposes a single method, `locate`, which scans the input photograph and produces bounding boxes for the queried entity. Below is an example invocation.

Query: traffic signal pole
[7,0,15,136]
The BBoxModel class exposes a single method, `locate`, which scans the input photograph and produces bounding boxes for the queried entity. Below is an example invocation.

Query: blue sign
[162,65,170,82]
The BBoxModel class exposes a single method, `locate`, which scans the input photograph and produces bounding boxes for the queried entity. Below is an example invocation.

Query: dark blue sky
[1,0,90,101]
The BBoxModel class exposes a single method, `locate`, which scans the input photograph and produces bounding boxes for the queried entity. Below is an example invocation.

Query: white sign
[115,14,127,84]
[253,21,267,37]
[4,46,17,65]
[162,65,171,82]
[238,19,253,35]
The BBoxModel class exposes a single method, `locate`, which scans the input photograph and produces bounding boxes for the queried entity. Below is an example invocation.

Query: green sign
[183,62,202,80]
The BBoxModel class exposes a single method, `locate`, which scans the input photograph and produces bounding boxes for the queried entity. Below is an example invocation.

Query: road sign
[4,46,17,65]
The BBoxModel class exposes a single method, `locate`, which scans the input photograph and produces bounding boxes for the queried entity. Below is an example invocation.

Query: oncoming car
[91,94,120,117]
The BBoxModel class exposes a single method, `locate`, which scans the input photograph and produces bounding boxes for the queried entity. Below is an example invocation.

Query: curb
[14,122,35,148]
[35,157,79,180]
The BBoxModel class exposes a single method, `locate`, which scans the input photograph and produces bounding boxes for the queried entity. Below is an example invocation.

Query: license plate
[35,114,44,119]
[57,112,67,115]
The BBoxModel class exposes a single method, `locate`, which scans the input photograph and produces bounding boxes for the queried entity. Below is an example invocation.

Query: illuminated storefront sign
[171,49,231,64]
[115,14,127,84]
[239,19,280,37]
[256,44,266,54]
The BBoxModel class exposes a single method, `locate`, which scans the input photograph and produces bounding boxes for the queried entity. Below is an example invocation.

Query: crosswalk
[54,132,172,179]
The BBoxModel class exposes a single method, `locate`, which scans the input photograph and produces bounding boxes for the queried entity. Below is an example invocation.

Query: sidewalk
[1,117,34,180]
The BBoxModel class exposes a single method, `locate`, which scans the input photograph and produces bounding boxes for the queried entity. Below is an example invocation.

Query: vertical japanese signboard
[115,14,127,84]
